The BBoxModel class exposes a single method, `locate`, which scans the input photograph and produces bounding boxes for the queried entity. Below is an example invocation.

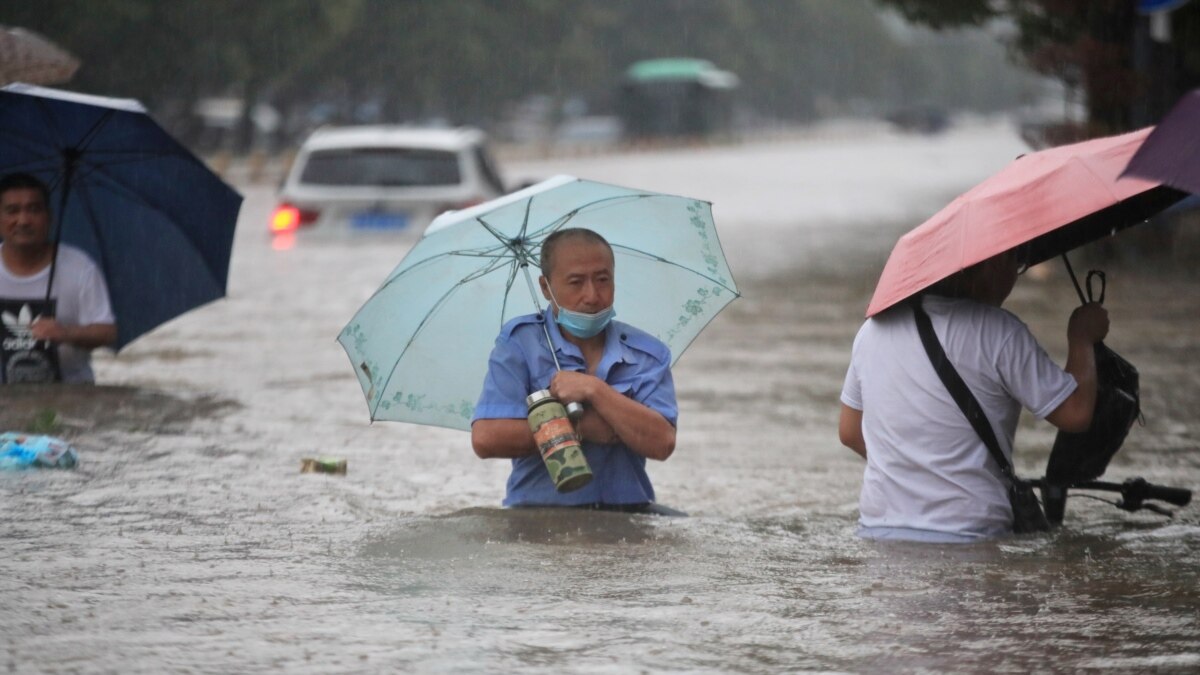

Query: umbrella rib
[66,160,227,288]
[363,245,511,298]
[73,178,117,309]
[360,212,535,299]
[475,214,539,266]
[0,154,65,175]
[373,257,514,413]
[0,114,225,292]
[24,95,72,153]
[0,94,86,156]
[66,149,185,166]
[76,157,196,219]
[58,147,177,158]
[1067,155,1123,203]
[0,97,116,167]
[474,193,666,264]
[609,243,739,294]
[524,193,657,240]
[72,108,118,155]
[518,193,534,241]
[34,94,116,157]
[499,257,526,333]
[0,128,61,165]
[522,191,737,293]
[474,192,739,290]
[451,248,511,259]
[467,194,675,269]
[360,247,513,313]
[456,256,515,284]
[475,215,510,244]
[350,181,742,423]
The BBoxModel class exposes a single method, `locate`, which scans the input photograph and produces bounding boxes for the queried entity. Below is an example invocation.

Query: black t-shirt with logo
[0,298,62,384]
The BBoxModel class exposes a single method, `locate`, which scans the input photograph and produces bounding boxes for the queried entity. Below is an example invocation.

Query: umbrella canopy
[0,26,79,86]
[338,175,739,430]
[866,127,1187,317]
[0,83,242,348]
[1122,88,1200,195]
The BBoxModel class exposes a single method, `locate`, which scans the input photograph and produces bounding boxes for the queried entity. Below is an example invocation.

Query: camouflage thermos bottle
[526,389,593,492]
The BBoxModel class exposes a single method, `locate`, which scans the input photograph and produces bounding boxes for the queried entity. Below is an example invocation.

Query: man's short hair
[539,228,613,277]
[0,173,51,209]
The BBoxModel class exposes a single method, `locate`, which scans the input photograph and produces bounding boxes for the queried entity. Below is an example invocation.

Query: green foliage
[875,0,1200,133]
[877,0,997,28]
[28,409,61,435]
[5,0,1041,145]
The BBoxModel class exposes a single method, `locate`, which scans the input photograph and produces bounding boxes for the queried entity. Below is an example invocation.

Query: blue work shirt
[472,309,678,507]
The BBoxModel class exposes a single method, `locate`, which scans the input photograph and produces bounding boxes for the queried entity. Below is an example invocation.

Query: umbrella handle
[44,151,80,310]
[523,262,585,421]
[1061,253,1088,305]
[1086,270,1106,304]
[1059,253,1108,306]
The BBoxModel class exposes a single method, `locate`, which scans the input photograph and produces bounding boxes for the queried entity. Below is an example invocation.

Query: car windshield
[299,147,462,187]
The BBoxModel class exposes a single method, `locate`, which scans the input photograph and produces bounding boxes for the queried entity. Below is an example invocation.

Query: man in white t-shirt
[838,249,1109,542]
[0,173,116,384]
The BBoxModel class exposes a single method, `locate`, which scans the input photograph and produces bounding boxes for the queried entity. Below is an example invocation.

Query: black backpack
[1045,271,1141,485]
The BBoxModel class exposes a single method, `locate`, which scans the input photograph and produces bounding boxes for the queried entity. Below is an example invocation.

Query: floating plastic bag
[0,432,78,470]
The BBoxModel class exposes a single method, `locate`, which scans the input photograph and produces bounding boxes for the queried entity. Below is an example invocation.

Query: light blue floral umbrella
[338,174,739,430]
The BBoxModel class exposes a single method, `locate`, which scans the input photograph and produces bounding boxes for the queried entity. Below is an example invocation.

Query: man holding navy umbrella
[0,172,115,383]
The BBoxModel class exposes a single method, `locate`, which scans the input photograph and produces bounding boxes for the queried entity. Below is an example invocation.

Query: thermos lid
[525,389,555,408]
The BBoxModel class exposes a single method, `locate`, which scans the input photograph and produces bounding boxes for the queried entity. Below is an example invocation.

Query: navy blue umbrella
[0,83,241,349]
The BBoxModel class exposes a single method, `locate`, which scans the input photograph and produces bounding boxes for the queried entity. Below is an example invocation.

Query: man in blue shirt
[471,227,678,508]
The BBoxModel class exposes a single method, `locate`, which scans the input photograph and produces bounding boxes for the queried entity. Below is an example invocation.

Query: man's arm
[472,332,538,459]
[472,407,628,458]
[550,370,675,461]
[839,404,866,459]
[471,418,537,459]
[31,318,116,351]
[1044,303,1108,433]
[573,408,619,445]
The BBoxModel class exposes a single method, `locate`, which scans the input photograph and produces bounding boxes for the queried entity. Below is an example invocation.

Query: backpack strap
[910,298,1017,483]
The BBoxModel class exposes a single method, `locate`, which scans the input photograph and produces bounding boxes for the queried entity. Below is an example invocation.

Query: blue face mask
[556,304,616,339]
[546,283,616,339]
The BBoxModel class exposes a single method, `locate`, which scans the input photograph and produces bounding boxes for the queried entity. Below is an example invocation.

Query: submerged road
[2,118,1198,673]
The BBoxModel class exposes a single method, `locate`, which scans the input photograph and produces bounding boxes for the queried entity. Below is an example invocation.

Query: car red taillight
[270,204,319,233]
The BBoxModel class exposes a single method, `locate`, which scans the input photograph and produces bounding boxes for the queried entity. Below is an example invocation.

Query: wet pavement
[2,119,1198,673]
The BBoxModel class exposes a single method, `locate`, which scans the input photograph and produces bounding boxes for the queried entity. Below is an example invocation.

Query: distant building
[617,58,739,140]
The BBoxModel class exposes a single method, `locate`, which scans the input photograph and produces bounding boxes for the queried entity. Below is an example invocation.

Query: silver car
[270,126,505,235]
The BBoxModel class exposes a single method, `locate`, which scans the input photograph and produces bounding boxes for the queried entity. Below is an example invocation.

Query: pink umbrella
[1122,88,1200,195]
[866,127,1186,317]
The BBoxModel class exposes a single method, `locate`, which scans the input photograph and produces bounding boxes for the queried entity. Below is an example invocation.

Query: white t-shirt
[841,295,1076,539]
[0,243,115,383]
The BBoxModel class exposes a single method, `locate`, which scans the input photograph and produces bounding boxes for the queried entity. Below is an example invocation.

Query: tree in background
[877,0,1200,140]
[1,0,360,148]
[6,0,1046,152]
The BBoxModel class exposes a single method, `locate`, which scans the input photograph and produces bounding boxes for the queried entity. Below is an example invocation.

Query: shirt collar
[540,307,637,376]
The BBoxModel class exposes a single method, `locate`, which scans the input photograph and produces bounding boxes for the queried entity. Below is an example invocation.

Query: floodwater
[3,119,1199,673]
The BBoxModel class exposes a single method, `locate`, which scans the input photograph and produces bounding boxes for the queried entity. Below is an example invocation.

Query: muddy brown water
[2,123,1199,673]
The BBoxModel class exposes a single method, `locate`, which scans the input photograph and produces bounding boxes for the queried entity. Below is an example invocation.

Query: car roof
[299,125,487,152]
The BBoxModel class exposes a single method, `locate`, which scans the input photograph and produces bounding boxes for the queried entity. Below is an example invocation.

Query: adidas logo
[2,303,41,350]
